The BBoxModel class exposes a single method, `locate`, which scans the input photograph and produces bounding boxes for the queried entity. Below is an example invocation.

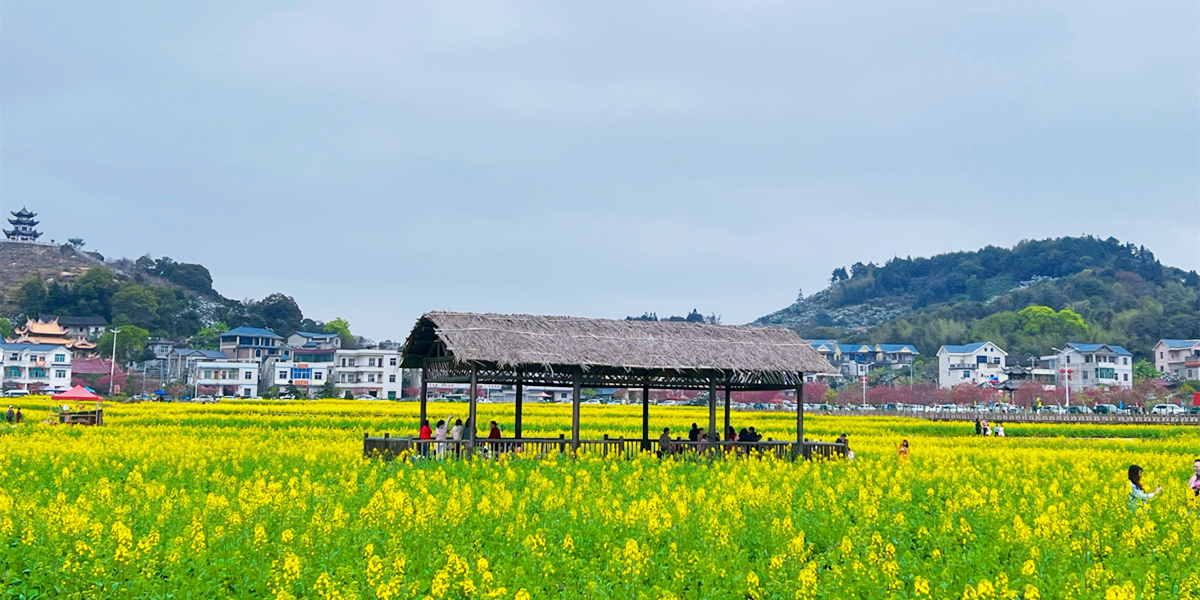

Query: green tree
[0,318,12,339]
[319,379,337,399]
[72,268,120,318]
[98,325,151,364]
[190,322,227,350]
[324,317,356,349]
[1133,359,1159,381]
[67,237,85,249]
[111,285,160,328]
[14,277,47,318]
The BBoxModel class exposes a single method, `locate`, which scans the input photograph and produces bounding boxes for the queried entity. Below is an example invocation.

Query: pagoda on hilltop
[5,317,98,356]
[4,208,42,242]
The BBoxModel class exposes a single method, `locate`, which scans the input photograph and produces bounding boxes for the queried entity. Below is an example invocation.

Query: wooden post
[723,384,731,439]
[514,369,523,439]
[571,368,582,452]
[796,379,805,457]
[419,367,428,429]
[708,377,717,444]
[641,381,650,450]
[468,364,478,452]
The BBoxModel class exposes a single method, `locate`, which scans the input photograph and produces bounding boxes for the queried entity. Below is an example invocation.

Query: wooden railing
[363,433,848,462]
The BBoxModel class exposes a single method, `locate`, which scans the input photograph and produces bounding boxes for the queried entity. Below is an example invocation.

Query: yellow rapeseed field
[1,398,1198,599]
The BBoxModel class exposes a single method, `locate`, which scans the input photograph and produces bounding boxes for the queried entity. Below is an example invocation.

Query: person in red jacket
[417,419,433,457]
[488,421,502,439]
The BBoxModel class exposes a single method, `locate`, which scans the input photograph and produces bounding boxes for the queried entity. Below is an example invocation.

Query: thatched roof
[401,311,835,375]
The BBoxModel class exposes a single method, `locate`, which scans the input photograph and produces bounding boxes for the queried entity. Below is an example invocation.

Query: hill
[0,241,361,355]
[753,236,1200,359]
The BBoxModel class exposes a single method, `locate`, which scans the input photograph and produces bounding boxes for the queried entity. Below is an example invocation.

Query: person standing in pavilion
[418,419,433,457]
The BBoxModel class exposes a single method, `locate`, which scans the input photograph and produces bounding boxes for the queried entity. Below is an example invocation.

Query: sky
[3,1,1198,341]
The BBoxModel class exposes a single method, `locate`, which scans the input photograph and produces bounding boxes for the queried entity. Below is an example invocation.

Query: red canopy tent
[51,385,103,401]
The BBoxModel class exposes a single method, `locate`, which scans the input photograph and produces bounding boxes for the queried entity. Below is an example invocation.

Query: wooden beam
[708,377,717,444]
[571,368,582,452]
[796,379,805,447]
[419,367,428,427]
[514,368,523,439]
[641,382,650,450]
[468,364,478,452]
[723,383,731,440]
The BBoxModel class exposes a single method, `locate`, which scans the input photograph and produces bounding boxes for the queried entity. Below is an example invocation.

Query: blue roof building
[219,327,288,362]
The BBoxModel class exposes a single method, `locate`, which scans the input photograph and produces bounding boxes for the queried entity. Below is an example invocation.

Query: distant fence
[806,409,1200,426]
[59,409,104,426]
[363,432,848,462]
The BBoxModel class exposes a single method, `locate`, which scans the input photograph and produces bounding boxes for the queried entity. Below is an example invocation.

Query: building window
[1124,373,1129,381]
[348,359,356,367]
[314,372,322,381]
[1082,371,1088,380]
[389,374,396,383]
[291,368,312,380]
[1097,368,1114,380]
[55,369,66,378]
[279,370,288,379]
[367,374,376,383]
[244,371,254,380]
[1066,356,1071,364]
[1123,357,1128,365]
[389,357,397,366]
[54,354,66,363]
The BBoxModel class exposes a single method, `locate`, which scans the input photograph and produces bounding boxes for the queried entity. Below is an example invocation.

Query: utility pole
[107,328,121,396]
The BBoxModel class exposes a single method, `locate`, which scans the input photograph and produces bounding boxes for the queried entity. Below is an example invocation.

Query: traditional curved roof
[401,311,834,376]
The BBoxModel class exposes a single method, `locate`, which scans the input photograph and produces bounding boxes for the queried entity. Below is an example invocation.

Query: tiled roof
[1064,342,1133,356]
[877,344,918,353]
[0,342,69,352]
[941,342,992,354]
[221,327,282,339]
[1160,339,1200,349]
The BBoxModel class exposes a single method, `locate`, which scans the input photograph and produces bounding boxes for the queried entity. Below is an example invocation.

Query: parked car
[1187,405,1200,415]
[1035,405,1066,414]
[1151,403,1184,415]
[193,395,215,403]
[1066,405,1094,415]
[3,390,29,398]
[1093,404,1130,415]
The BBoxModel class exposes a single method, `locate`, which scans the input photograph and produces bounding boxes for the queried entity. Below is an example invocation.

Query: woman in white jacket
[434,418,450,459]
[450,418,464,457]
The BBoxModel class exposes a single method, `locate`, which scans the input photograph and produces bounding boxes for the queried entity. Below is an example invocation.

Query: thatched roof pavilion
[401,311,835,452]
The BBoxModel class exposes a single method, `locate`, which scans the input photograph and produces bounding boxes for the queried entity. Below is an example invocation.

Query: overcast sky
[4,2,1197,340]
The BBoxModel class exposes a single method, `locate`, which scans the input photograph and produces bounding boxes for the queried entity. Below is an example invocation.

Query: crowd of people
[416,417,507,458]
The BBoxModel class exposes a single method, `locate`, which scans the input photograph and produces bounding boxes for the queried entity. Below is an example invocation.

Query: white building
[1042,343,1134,391]
[270,348,336,397]
[287,331,341,350]
[192,361,259,398]
[334,349,401,399]
[937,342,1008,388]
[0,343,72,393]
[1153,339,1200,379]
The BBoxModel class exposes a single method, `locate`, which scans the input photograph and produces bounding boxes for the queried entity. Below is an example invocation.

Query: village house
[804,339,919,382]
[334,349,401,399]
[39,315,108,339]
[219,326,289,362]
[270,348,336,397]
[287,331,341,350]
[192,361,259,398]
[1042,343,1133,391]
[937,342,1008,388]
[1153,339,1200,380]
[5,317,97,356]
[0,343,72,393]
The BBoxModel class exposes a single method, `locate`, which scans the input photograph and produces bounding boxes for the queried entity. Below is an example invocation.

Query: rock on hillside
[0,242,107,302]
[752,283,915,331]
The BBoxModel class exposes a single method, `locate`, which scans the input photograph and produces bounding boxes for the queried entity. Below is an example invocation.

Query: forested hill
[2,243,363,357]
[753,236,1200,359]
